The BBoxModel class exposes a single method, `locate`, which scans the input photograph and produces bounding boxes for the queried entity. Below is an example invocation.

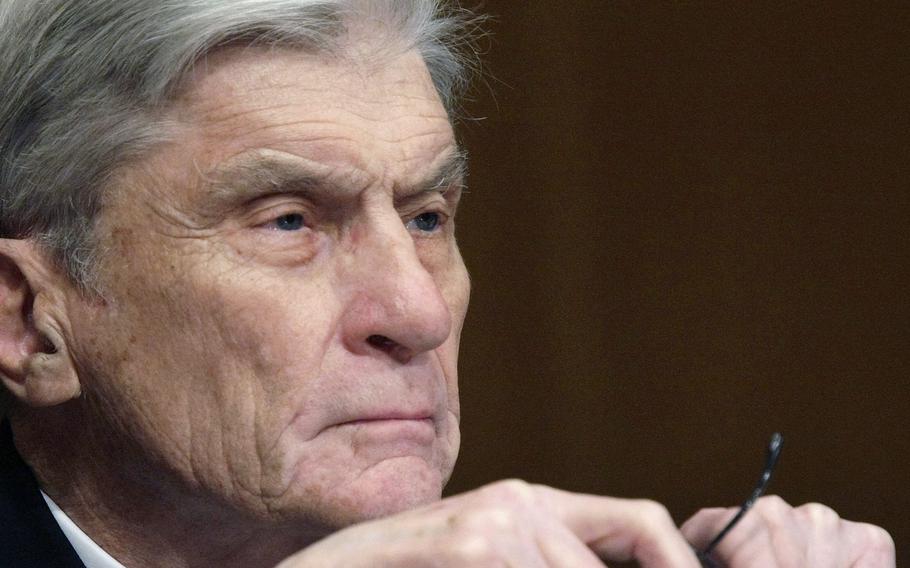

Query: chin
[300,456,448,528]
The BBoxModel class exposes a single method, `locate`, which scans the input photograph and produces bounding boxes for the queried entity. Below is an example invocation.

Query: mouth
[338,412,434,427]
[331,412,437,446]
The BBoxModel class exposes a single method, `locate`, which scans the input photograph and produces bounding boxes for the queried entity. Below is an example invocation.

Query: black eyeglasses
[695,433,784,568]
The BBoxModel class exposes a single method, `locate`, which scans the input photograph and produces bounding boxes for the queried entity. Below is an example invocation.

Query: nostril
[366,334,414,364]
[367,334,395,352]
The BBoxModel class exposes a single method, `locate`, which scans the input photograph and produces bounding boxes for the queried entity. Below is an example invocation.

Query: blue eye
[410,212,441,233]
[274,213,305,231]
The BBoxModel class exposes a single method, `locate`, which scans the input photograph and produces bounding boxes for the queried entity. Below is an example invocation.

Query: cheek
[438,248,470,337]
[190,274,344,435]
[74,253,345,485]
[434,252,468,417]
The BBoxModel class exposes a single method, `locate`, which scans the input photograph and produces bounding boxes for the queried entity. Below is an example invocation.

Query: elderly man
[0,1,895,566]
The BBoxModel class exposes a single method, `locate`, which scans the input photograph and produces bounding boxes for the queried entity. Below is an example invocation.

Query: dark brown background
[446,1,909,560]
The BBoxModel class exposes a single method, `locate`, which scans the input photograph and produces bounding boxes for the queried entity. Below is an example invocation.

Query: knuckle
[629,500,687,557]
[635,499,675,527]
[460,505,518,532]
[758,494,788,509]
[483,479,536,505]
[444,532,496,564]
[754,494,790,518]
[859,523,896,553]
[798,502,840,525]
[680,506,729,537]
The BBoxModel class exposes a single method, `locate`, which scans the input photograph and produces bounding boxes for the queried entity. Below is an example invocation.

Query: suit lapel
[0,420,86,567]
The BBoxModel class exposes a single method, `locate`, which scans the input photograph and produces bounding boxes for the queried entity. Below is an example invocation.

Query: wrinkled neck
[11,406,329,568]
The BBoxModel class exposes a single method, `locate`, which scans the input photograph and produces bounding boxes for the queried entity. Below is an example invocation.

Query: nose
[339,213,452,364]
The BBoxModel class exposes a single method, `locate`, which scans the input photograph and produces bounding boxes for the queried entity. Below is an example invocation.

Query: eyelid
[252,198,303,211]
[244,196,313,227]
[400,185,455,210]
[395,178,463,206]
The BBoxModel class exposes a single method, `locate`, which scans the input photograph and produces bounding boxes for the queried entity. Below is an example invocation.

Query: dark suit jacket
[0,420,85,567]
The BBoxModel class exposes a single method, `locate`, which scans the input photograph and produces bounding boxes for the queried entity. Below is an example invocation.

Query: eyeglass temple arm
[696,432,784,567]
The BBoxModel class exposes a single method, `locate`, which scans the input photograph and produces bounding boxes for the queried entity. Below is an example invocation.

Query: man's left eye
[273,213,306,231]
[407,212,442,233]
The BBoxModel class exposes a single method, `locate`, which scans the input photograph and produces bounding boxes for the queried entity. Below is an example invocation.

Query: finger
[681,498,896,568]
[426,494,553,568]
[536,485,701,568]
[535,518,614,568]
[680,507,736,549]
[682,496,804,566]
[682,505,770,564]
[841,520,896,568]
[796,502,845,565]
[461,481,603,567]
[750,496,807,563]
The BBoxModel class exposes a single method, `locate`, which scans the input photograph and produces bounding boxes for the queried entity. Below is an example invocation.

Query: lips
[331,412,438,449]
[337,411,434,427]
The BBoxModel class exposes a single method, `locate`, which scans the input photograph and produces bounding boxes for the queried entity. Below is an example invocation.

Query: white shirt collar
[40,491,127,568]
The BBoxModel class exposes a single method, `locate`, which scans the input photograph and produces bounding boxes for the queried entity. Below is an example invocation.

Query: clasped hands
[279,480,895,567]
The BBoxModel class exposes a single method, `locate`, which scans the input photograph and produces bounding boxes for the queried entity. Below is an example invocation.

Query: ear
[0,239,81,407]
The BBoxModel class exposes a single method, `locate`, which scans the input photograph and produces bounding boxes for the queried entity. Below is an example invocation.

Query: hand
[682,496,896,568]
[278,479,701,567]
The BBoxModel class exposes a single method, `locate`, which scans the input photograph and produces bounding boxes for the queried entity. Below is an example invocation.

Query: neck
[11,407,329,568]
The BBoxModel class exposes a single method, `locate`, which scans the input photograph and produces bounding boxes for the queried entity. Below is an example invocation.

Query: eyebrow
[419,149,468,194]
[199,154,334,209]
[199,148,468,211]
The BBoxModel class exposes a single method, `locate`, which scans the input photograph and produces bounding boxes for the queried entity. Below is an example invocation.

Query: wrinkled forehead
[112,45,460,216]
[176,41,447,118]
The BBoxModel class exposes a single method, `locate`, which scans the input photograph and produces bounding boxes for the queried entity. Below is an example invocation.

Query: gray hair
[0,0,479,291]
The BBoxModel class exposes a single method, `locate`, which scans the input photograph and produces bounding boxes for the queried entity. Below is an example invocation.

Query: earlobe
[0,239,82,407]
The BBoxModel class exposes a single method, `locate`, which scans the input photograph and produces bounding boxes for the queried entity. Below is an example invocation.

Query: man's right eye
[273,213,306,231]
